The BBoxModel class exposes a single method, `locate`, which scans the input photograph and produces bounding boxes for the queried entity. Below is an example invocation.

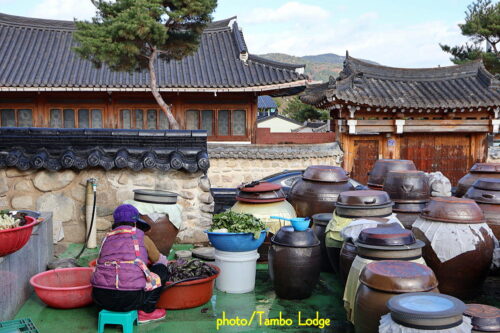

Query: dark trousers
[92,263,168,313]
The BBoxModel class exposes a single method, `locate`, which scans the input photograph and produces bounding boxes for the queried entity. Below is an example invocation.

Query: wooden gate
[351,139,380,184]
[400,134,473,185]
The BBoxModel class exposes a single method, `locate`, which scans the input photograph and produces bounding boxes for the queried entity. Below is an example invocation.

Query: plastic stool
[98,310,138,333]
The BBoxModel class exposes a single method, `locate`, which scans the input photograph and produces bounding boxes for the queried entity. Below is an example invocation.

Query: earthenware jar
[339,239,357,283]
[367,159,417,190]
[464,304,500,332]
[268,226,321,299]
[456,162,500,197]
[465,178,500,239]
[288,165,354,218]
[231,182,297,261]
[354,261,438,333]
[335,190,394,218]
[311,213,334,272]
[412,197,495,299]
[381,293,469,332]
[132,189,179,255]
[384,170,430,229]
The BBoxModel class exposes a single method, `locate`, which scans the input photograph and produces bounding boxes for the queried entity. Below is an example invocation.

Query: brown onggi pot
[339,239,357,284]
[464,303,500,333]
[288,165,354,218]
[142,214,179,255]
[465,178,500,239]
[367,159,417,189]
[335,190,394,218]
[311,213,334,272]
[456,163,500,197]
[383,170,430,203]
[354,261,438,333]
[413,197,494,299]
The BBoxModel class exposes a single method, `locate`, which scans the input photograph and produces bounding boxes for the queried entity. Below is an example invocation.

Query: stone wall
[0,168,213,244]
[487,147,500,163]
[208,142,343,188]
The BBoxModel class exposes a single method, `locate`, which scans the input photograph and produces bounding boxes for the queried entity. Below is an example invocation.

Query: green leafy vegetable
[210,211,266,239]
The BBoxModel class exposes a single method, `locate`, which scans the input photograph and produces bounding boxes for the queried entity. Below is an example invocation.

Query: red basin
[0,216,38,256]
[30,267,94,309]
[157,265,220,310]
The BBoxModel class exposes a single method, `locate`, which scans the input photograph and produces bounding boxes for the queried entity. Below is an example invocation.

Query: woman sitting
[91,204,169,324]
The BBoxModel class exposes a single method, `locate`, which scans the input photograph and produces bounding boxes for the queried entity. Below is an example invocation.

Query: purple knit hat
[113,204,151,232]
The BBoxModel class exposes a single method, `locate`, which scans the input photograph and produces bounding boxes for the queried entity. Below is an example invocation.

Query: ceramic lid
[465,186,500,205]
[133,189,178,204]
[420,197,485,224]
[236,181,286,203]
[271,225,320,248]
[470,163,500,173]
[336,190,392,207]
[387,292,465,328]
[359,260,438,293]
[472,178,500,191]
[302,165,349,182]
[357,227,416,247]
[312,213,333,225]
[464,304,500,332]
[368,159,417,187]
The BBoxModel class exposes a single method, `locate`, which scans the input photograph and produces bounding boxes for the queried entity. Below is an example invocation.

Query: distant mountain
[257,53,378,82]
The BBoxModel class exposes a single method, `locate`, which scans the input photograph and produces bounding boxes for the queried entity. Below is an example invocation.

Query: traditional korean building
[0,13,307,143]
[301,53,500,184]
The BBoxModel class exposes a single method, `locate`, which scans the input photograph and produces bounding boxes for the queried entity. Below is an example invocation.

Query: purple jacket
[91,226,149,291]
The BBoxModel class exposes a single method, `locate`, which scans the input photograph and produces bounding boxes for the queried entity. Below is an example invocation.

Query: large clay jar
[339,239,357,284]
[384,170,430,229]
[381,293,469,332]
[465,178,500,239]
[464,304,500,333]
[311,213,334,272]
[456,163,500,197]
[288,165,354,218]
[327,190,395,277]
[131,189,180,255]
[367,159,416,190]
[344,227,425,324]
[268,226,321,299]
[354,261,439,333]
[231,182,296,262]
[412,197,495,299]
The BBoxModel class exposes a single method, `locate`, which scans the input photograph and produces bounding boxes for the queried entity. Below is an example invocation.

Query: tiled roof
[0,13,306,91]
[301,54,500,109]
[257,95,278,109]
[256,114,303,125]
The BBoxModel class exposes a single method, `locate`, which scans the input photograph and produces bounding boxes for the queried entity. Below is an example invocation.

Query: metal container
[133,189,179,255]
[465,178,500,238]
[383,170,430,203]
[354,261,438,333]
[268,226,321,299]
[464,304,500,333]
[367,159,417,189]
[335,190,394,218]
[420,197,486,223]
[311,213,334,272]
[456,163,500,197]
[288,165,354,218]
[387,293,466,330]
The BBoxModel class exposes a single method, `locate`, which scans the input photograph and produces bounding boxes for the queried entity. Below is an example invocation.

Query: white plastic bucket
[214,249,259,294]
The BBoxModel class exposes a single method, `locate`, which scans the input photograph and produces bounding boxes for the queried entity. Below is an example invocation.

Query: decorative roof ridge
[344,53,486,81]
[256,114,303,125]
[0,12,236,34]
[231,21,247,54]
[248,54,306,70]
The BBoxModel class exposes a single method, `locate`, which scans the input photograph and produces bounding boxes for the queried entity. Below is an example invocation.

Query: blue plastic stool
[98,310,138,333]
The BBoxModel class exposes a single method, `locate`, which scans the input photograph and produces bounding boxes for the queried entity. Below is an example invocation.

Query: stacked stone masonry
[0,168,214,244]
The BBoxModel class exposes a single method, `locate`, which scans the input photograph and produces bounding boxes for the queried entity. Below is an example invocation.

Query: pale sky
[0,0,482,67]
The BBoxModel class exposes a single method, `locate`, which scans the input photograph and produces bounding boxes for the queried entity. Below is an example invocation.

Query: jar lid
[388,292,465,329]
[302,165,349,182]
[464,304,500,332]
[359,260,438,293]
[271,226,320,248]
[368,159,417,187]
[133,189,178,204]
[336,190,392,207]
[312,213,333,225]
[420,197,485,224]
[357,227,417,247]
[472,178,500,191]
[470,163,500,173]
[236,181,286,203]
[465,186,500,205]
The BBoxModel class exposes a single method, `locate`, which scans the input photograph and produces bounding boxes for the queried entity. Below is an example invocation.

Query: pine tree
[73,0,218,129]
[440,0,499,74]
